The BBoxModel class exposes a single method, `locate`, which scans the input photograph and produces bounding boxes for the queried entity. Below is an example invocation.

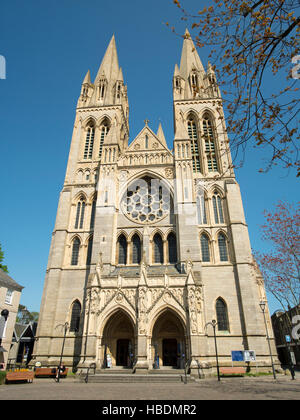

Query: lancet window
[187,115,201,173]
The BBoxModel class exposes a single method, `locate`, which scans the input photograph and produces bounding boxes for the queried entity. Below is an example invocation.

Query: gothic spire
[179,28,205,80]
[95,34,120,84]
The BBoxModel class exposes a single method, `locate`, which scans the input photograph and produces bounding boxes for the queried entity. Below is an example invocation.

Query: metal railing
[84,362,96,383]
[182,358,191,384]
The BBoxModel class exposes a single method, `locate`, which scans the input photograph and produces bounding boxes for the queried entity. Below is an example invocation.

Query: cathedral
[33,31,277,376]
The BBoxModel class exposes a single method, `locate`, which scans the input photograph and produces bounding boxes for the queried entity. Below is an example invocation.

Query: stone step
[79,373,193,383]
[95,369,133,375]
[149,369,185,375]
[94,368,186,375]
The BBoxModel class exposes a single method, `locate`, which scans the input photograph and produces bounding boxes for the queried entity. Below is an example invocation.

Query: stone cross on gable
[144,119,149,126]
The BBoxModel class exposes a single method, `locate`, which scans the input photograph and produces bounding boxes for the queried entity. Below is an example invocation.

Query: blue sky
[0,0,298,314]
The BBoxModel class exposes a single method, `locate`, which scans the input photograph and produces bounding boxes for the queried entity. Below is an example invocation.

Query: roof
[14,323,28,339]
[110,265,183,278]
[0,269,23,291]
[13,322,37,341]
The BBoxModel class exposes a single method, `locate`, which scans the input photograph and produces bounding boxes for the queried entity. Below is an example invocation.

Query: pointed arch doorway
[151,309,186,369]
[101,310,135,368]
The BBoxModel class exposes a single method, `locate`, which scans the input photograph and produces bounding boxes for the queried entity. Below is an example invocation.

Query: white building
[0,269,23,369]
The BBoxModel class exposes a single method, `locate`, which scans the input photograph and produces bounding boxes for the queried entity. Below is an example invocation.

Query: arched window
[84,123,95,160]
[167,232,177,264]
[99,79,106,100]
[86,236,93,266]
[191,72,199,97]
[218,233,228,262]
[90,197,97,230]
[70,300,81,332]
[153,233,164,264]
[200,234,210,262]
[75,196,86,229]
[71,237,80,266]
[203,114,218,172]
[118,234,127,265]
[132,234,142,265]
[187,115,201,173]
[212,191,224,224]
[216,298,229,331]
[123,176,172,224]
[197,193,207,225]
[191,73,198,87]
[99,120,110,159]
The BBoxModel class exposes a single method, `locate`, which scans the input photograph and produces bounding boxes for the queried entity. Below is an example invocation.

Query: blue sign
[285,335,291,343]
[231,351,244,362]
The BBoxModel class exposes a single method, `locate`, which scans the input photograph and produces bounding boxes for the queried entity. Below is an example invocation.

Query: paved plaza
[0,375,299,400]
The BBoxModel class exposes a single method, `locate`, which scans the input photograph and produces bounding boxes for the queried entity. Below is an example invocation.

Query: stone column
[134,286,149,372]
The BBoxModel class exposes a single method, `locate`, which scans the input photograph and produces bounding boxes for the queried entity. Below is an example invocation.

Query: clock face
[121,177,171,224]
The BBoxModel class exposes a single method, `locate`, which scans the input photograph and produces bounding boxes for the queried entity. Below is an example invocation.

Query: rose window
[121,177,171,224]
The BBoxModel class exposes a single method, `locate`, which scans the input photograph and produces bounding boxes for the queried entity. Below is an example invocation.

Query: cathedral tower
[34,33,278,377]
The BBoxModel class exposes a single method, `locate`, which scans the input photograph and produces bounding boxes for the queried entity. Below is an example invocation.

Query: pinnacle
[174,63,180,77]
[157,122,167,147]
[184,28,191,38]
[83,69,91,85]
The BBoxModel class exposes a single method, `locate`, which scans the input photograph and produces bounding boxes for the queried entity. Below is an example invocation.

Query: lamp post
[56,322,69,383]
[205,319,220,381]
[259,300,276,380]
[0,310,9,368]
[0,309,9,347]
[280,315,296,380]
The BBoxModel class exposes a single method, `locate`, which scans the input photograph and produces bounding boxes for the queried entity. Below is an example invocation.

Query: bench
[219,367,246,376]
[34,367,68,378]
[6,371,34,384]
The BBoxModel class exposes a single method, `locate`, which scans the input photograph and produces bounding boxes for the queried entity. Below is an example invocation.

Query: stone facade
[33,31,279,376]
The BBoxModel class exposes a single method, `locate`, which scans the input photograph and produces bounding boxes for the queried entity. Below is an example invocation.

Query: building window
[86,236,93,266]
[197,194,207,225]
[99,121,110,159]
[191,72,198,96]
[83,124,95,160]
[90,198,97,230]
[218,233,228,262]
[70,300,81,332]
[187,115,201,173]
[5,289,13,304]
[212,192,224,224]
[132,234,142,265]
[167,232,177,264]
[118,235,127,265]
[216,298,229,331]
[153,233,164,264]
[99,81,106,99]
[75,197,86,229]
[122,176,171,224]
[203,114,218,172]
[71,237,81,266]
[200,234,210,263]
